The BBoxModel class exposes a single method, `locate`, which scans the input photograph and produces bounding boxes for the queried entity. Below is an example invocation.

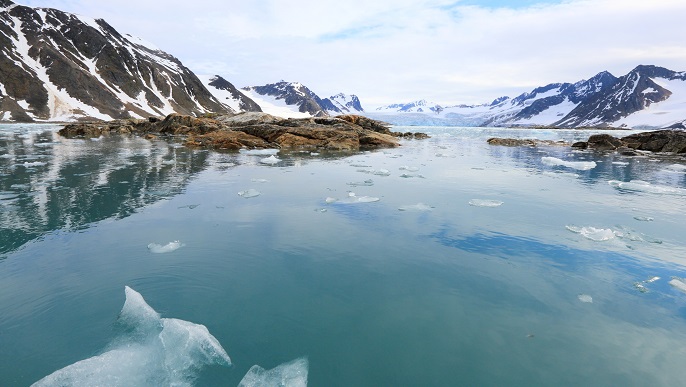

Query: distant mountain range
[0,0,683,128]
[371,66,686,129]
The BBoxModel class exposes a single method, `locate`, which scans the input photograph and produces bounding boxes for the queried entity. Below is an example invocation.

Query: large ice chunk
[33,287,231,387]
[238,358,308,387]
[542,156,596,170]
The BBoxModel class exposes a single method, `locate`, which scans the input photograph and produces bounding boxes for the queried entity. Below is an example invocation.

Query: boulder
[621,130,686,153]
[586,134,624,150]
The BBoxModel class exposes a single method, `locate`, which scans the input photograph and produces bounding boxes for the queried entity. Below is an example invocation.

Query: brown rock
[586,134,624,150]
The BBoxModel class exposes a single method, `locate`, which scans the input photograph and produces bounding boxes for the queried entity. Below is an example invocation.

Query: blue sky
[17,0,686,107]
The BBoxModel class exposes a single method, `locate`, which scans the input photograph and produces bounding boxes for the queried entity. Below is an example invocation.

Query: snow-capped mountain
[242,81,364,118]
[199,75,261,113]
[0,0,231,122]
[320,93,364,115]
[368,66,686,128]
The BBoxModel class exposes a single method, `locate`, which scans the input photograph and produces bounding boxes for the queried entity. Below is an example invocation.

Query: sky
[17,0,686,108]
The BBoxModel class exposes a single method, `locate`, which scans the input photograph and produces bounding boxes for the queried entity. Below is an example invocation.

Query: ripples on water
[1,124,686,386]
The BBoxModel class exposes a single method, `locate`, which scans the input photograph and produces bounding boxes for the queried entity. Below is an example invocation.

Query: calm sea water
[1,124,686,386]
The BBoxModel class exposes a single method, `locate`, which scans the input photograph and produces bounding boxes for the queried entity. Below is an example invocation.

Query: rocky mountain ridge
[0,0,231,122]
[371,65,686,129]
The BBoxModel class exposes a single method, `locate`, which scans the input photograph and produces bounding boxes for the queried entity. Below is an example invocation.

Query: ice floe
[565,225,615,241]
[238,189,261,198]
[669,277,686,294]
[325,197,337,204]
[347,179,374,187]
[633,216,654,222]
[541,156,596,170]
[147,241,184,254]
[251,178,270,183]
[398,203,434,212]
[468,199,504,207]
[259,155,280,165]
[577,294,593,303]
[608,180,686,195]
[33,287,231,387]
[634,276,661,293]
[240,149,279,156]
[399,166,420,172]
[238,358,308,387]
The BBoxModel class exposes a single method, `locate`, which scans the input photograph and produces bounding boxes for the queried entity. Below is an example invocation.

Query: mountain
[367,66,686,129]
[0,0,231,122]
[200,75,262,113]
[241,81,363,118]
[321,93,364,115]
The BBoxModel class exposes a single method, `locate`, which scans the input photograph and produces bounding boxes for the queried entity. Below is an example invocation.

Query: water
[1,124,686,386]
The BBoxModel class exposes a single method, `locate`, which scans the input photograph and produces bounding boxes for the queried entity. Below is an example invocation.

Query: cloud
[17,0,686,106]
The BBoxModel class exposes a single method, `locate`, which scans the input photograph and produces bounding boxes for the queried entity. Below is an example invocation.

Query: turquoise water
[1,124,686,386]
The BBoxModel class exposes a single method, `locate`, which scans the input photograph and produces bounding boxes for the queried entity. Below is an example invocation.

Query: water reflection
[0,126,211,257]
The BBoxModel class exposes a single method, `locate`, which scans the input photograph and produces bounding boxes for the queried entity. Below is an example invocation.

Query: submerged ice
[33,286,231,387]
[608,180,686,195]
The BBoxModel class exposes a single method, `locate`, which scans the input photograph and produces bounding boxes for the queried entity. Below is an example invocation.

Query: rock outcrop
[58,113,429,151]
[487,138,569,147]
[571,130,686,154]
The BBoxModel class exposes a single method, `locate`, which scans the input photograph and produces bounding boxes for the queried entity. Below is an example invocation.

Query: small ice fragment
[633,282,648,293]
[469,199,503,207]
[372,169,391,176]
[669,277,686,294]
[398,203,433,211]
[251,178,269,183]
[310,152,320,156]
[608,180,686,195]
[612,161,629,166]
[259,155,280,165]
[542,156,596,171]
[350,163,371,168]
[399,166,419,172]
[315,208,328,213]
[355,196,380,203]
[147,241,184,254]
[577,294,593,303]
[240,148,279,156]
[347,179,374,187]
[633,216,654,222]
[238,189,261,198]
[325,197,337,204]
[238,358,308,387]
[646,276,660,283]
[566,225,615,241]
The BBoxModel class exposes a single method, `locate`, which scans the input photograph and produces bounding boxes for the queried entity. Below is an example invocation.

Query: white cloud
[16,0,686,107]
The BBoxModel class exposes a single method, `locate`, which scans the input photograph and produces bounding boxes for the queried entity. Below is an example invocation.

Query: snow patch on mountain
[239,88,312,118]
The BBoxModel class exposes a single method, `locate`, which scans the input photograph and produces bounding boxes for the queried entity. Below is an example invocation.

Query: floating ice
[240,148,279,156]
[611,161,629,166]
[238,189,261,198]
[260,155,280,165]
[608,180,686,195]
[347,179,374,187]
[238,358,308,387]
[398,203,433,212]
[566,225,615,241]
[33,287,231,387]
[371,169,391,176]
[147,241,184,254]
[577,294,593,303]
[339,192,380,203]
[325,197,337,204]
[469,199,504,208]
[633,216,654,222]
[541,156,596,171]
[646,276,661,283]
[19,161,47,167]
[251,178,270,183]
[669,277,686,294]
[350,163,372,168]
[613,226,662,244]
[665,164,686,173]
[399,166,420,172]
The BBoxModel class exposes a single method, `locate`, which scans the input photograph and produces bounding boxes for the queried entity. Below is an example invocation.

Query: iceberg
[541,156,596,171]
[147,241,184,254]
[32,287,231,387]
[238,189,261,198]
[608,180,686,195]
[238,358,308,387]
[468,199,504,208]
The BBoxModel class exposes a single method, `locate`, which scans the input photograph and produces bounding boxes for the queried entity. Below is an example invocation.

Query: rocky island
[58,113,429,151]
